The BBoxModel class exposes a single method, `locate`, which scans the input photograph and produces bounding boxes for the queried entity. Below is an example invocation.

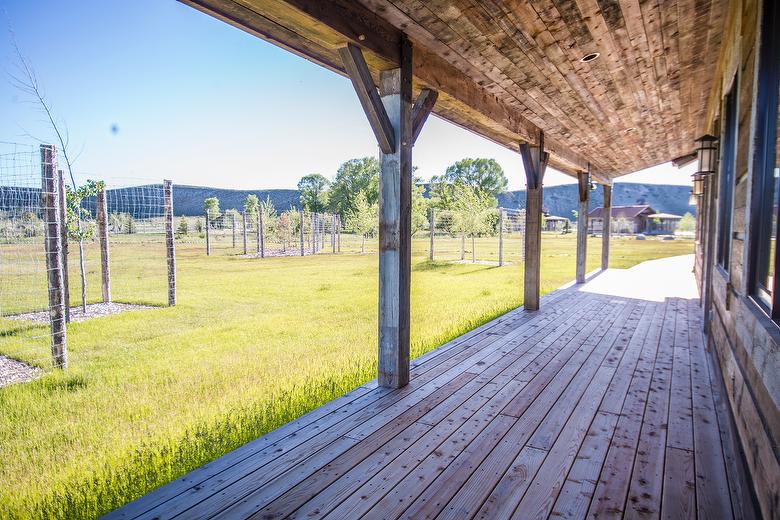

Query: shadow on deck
[108,255,757,519]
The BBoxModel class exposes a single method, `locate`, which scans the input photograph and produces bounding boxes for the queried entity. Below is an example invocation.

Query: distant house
[646,213,683,234]
[587,205,656,234]
[543,215,569,232]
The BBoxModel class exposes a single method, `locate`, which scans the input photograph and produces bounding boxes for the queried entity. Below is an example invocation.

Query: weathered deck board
[108,266,756,520]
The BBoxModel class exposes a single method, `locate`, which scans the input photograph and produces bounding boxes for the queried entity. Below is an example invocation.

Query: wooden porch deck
[109,256,755,519]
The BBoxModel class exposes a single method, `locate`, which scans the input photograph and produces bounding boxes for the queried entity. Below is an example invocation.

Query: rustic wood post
[259,210,265,258]
[96,186,111,303]
[576,170,589,283]
[300,210,305,256]
[520,138,549,311]
[205,212,211,256]
[337,215,341,252]
[57,169,70,322]
[242,211,248,255]
[340,38,425,389]
[41,144,67,368]
[164,180,176,306]
[310,213,315,253]
[498,208,504,266]
[429,207,435,261]
[232,212,236,248]
[321,214,326,250]
[461,232,465,260]
[602,182,612,270]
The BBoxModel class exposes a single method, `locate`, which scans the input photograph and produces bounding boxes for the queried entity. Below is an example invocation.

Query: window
[717,84,738,269]
[750,0,780,315]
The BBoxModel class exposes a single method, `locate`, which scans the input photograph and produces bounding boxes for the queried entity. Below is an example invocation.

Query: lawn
[0,233,692,518]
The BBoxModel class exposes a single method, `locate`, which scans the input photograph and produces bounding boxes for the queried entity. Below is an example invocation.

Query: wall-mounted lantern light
[692,134,718,197]
[689,191,698,206]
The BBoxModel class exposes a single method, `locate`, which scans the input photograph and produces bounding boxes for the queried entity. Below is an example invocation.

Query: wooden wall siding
[180,0,726,180]
[695,0,780,517]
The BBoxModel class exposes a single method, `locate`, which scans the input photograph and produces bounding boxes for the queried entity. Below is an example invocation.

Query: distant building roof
[588,205,656,219]
[647,213,682,220]
[545,215,569,221]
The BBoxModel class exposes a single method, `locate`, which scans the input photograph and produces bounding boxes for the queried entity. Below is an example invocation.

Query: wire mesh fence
[0,142,55,368]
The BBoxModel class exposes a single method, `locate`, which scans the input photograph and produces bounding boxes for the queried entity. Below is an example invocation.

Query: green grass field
[0,233,692,518]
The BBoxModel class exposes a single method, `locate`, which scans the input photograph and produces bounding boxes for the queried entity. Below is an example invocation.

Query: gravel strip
[8,302,155,324]
[0,356,42,388]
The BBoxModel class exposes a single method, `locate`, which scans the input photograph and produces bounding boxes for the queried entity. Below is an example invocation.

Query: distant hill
[496,182,695,219]
[170,185,301,216]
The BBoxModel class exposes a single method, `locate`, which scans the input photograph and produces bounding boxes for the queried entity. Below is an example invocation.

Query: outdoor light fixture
[580,52,600,62]
[692,134,717,196]
[689,191,698,206]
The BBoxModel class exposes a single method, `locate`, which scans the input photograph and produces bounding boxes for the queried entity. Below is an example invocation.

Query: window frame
[749,0,780,318]
[716,81,738,271]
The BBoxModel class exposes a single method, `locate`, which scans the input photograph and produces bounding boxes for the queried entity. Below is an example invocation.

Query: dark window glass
[751,0,780,313]
[717,85,737,269]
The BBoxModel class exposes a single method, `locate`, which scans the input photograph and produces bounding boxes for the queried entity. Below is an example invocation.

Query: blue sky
[0,0,695,190]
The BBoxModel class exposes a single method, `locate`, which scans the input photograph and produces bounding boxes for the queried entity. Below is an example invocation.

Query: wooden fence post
[97,186,111,303]
[321,214,326,250]
[461,232,465,261]
[429,207,435,261]
[205,212,211,256]
[337,215,341,252]
[232,212,236,248]
[498,208,504,266]
[256,209,261,255]
[242,211,248,255]
[41,144,67,368]
[259,210,265,258]
[331,214,336,253]
[164,180,176,306]
[57,169,70,322]
[300,210,305,256]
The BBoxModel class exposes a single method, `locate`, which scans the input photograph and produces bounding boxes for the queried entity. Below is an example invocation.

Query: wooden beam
[411,88,437,144]
[576,171,590,283]
[377,35,413,389]
[338,43,395,154]
[672,152,698,168]
[520,138,548,311]
[602,183,612,271]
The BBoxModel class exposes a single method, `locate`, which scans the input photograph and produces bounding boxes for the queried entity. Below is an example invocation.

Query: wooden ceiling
[180,0,726,181]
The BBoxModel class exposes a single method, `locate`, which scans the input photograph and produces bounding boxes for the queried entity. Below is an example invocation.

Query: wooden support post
[498,208,504,266]
[259,210,265,258]
[57,169,70,322]
[232,213,236,248]
[41,144,67,368]
[300,210,305,256]
[576,170,589,283]
[520,138,549,311]
[96,186,111,303]
[242,212,248,255]
[602,183,612,271]
[428,207,435,261]
[341,37,422,389]
[205,212,211,256]
[164,180,176,306]
[331,214,336,253]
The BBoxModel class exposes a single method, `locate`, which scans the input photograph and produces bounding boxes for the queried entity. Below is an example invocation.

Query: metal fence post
[164,180,176,306]
[57,169,70,322]
[41,144,67,368]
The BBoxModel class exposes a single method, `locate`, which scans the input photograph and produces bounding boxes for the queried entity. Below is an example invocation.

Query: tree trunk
[361,234,365,253]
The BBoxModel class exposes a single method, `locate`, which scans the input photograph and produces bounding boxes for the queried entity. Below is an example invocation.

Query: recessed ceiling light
[580,52,600,63]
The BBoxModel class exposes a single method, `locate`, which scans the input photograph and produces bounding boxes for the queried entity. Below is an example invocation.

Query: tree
[177,217,189,236]
[298,174,330,213]
[204,197,220,222]
[430,158,508,209]
[411,181,429,236]
[329,157,380,217]
[678,212,695,233]
[450,183,495,263]
[64,180,102,310]
[259,196,278,235]
[345,192,378,253]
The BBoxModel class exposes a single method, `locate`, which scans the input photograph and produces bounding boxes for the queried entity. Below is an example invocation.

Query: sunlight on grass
[0,233,692,518]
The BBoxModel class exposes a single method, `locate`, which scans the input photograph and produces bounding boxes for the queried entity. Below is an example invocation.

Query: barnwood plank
[411,88,438,144]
